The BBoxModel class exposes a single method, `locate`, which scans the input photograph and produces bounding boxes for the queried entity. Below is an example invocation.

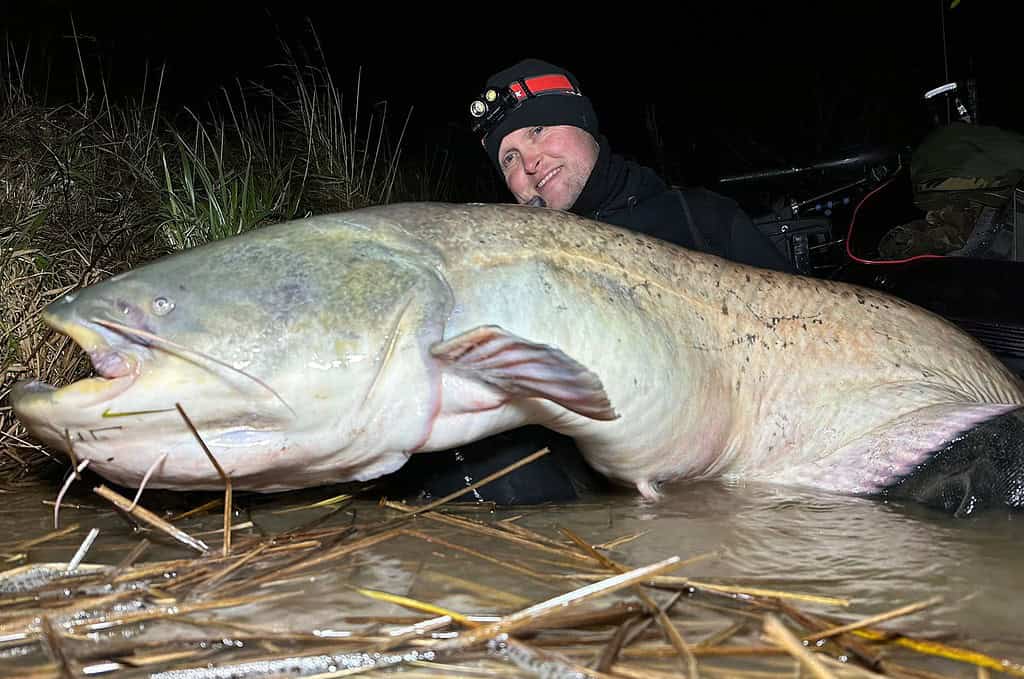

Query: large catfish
[11,202,1024,515]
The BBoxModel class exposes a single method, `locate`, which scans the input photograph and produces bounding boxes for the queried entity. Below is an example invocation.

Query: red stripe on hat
[523,74,575,95]
[509,82,527,100]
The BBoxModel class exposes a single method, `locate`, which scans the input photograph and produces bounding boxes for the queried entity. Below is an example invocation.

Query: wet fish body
[11,202,1024,511]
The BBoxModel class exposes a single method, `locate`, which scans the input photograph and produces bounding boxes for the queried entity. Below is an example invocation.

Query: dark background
[2,1,1018,200]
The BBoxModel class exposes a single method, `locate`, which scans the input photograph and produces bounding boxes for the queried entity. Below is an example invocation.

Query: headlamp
[469,73,580,138]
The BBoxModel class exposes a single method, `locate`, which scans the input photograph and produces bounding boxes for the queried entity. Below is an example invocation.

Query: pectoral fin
[430,325,619,421]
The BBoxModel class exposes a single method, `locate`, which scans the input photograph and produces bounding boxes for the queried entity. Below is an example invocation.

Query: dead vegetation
[1,450,1021,678]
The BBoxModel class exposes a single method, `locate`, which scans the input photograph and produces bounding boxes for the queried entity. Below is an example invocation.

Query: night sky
[3,1,1018,193]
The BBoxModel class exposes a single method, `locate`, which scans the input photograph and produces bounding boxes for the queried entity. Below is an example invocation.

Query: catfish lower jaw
[11,330,143,412]
[13,373,138,410]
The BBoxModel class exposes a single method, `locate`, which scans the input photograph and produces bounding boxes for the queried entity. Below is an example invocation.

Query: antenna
[939,0,950,124]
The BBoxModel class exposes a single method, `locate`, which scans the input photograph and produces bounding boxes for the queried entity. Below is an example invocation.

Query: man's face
[495,125,599,211]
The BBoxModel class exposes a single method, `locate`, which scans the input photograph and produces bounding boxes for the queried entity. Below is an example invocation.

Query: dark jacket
[570,137,795,273]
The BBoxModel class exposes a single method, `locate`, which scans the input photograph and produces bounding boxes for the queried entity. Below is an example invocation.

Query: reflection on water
[1,471,1023,675]
[589,480,1024,642]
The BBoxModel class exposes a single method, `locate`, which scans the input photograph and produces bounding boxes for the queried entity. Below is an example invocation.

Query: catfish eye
[152,297,175,316]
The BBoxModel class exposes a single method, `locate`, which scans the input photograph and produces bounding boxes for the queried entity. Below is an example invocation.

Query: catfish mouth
[13,313,143,410]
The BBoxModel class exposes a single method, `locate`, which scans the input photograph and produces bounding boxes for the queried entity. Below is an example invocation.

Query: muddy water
[1,472,1023,677]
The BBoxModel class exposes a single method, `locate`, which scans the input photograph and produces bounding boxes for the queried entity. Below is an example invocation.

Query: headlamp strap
[511,74,578,100]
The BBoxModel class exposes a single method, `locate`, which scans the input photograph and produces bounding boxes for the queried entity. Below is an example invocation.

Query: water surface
[1,473,1022,677]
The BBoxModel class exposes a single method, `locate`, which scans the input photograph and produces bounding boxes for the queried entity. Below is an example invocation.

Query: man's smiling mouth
[536,166,562,191]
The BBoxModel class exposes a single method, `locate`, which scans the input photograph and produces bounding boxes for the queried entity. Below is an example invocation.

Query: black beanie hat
[472,59,599,170]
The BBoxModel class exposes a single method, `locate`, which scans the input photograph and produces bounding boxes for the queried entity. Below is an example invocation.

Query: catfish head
[10,217,461,491]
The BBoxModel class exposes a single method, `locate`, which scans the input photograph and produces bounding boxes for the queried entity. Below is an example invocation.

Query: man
[379,59,794,506]
[471,58,795,272]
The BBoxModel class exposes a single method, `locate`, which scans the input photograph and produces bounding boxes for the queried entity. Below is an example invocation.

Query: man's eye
[531,126,543,136]
[501,151,519,168]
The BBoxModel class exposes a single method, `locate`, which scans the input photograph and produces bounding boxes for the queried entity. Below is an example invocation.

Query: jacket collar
[570,135,668,218]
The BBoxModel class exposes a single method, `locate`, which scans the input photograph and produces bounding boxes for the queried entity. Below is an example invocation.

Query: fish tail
[880,405,1024,517]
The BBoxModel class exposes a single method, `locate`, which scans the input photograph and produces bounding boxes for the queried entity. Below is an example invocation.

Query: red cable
[843,174,947,265]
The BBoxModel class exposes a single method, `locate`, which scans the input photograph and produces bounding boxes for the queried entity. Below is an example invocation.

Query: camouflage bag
[878,122,1024,259]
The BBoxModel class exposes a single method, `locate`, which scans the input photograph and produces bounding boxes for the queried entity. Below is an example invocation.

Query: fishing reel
[924,80,978,126]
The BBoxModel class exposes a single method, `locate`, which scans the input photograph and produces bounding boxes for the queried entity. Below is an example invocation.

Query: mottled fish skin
[10,202,1024,503]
